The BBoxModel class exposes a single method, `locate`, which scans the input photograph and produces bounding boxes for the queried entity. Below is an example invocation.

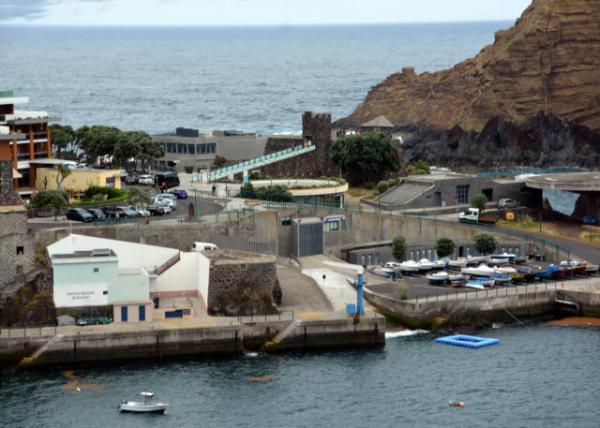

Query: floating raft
[434,334,500,349]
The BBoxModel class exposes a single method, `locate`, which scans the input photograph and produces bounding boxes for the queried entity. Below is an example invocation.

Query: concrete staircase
[18,334,63,368]
[261,319,302,351]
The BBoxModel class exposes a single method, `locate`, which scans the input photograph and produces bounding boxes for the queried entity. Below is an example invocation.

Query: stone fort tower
[261,112,341,178]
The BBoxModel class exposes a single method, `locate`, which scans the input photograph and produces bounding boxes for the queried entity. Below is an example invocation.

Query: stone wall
[261,112,341,178]
[205,250,280,315]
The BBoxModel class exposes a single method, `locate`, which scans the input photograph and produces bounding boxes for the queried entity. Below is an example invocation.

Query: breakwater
[0,312,384,369]
[365,280,600,329]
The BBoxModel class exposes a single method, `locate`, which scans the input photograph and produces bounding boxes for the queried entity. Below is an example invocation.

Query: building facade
[0,91,56,196]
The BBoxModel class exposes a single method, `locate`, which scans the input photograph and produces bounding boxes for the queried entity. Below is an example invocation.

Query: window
[198,144,206,154]
[167,143,177,153]
[187,144,195,155]
[207,143,216,154]
[105,177,115,188]
[325,221,339,232]
[456,185,470,204]
[16,246,24,255]
[93,268,99,273]
[121,306,128,322]
[139,305,146,321]
[102,290,108,295]
[177,144,187,154]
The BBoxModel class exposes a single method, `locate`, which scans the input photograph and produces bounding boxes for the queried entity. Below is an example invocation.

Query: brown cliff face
[342,0,600,132]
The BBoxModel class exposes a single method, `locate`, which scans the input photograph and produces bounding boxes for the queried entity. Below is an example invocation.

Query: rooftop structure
[526,171,600,192]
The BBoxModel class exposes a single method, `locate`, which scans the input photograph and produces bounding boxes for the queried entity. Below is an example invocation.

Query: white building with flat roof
[47,234,210,323]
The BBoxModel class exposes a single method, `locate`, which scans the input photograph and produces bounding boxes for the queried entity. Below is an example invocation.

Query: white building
[47,234,210,323]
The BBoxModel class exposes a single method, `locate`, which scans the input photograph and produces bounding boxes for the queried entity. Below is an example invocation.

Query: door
[139,305,146,321]
[458,246,465,258]
[121,306,128,322]
[434,192,442,207]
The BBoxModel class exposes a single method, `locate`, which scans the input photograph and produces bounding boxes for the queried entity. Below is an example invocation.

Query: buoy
[449,401,464,408]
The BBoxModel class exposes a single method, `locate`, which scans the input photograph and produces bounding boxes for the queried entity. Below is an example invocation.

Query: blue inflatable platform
[434,334,500,349]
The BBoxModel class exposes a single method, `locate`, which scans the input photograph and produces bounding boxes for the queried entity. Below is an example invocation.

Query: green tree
[330,133,401,186]
[80,125,121,167]
[471,193,488,211]
[50,125,75,158]
[55,164,73,190]
[136,132,164,171]
[392,236,407,261]
[30,190,69,220]
[377,180,390,194]
[127,187,152,207]
[114,131,142,169]
[435,237,455,258]
[474,233,497,255]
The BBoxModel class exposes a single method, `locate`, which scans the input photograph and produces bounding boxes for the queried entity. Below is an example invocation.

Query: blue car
[169,189,188,199]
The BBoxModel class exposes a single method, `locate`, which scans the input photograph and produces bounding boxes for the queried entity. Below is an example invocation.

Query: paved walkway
[277,265,333,312]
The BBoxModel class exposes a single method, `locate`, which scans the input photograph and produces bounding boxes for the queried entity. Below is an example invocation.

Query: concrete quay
[364,279,600,329]
[0,311,385,369]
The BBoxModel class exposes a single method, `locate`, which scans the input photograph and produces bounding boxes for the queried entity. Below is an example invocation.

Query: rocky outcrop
[341,0,600,133]
[399,112,600,168]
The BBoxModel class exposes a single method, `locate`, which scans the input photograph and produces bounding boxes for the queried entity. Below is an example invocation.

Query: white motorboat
[448,258,468,270]
[461,263,495,277]
[431,259,448,270]
[585,263,600,274]
[487,256,510,266]
[400,260,420,273]
[418,258,434,271]
[120,392,169,414]
[426,271,449,286]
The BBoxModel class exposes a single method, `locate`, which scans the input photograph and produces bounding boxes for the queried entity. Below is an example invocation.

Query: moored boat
[119,392,169,414]
[400,260,420,274]
[426,271,449,286]
[431,259,448,270]
[461,263,495,278]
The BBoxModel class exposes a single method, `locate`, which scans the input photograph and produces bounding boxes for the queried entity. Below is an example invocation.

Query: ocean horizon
[1,21,512,134]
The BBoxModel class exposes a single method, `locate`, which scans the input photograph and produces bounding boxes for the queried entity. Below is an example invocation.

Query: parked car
[157,193,177,201]
[123,174,139,185]
[138,174,154,185]
[132,206,151,217]
[497,198,519,209]
[66,208,94,223]
[87,208,107,221]
[117,206,139,218]
[147,204,166,216]
[192,242,219,252]
[154,196,177,209]
[169,189,188,199]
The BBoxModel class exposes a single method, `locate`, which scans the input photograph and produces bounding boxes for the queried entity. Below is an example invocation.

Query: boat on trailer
[120,392,169,414]
[426,271,449,286]
[400,260,420,274]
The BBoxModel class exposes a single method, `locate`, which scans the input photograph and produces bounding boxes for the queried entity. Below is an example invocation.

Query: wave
[385,329,429,339]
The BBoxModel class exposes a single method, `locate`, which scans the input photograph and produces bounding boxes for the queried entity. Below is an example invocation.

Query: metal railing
[237,310,295,324]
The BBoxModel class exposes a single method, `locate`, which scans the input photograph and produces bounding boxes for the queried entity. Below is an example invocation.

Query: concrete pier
[364,279,600,329]
[0,311,385,369]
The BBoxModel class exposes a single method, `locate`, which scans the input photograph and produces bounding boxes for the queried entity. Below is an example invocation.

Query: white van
[192,242,219,252]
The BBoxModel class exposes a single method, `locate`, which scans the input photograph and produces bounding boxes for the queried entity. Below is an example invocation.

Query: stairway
[379,182,432,207]
[18,334,64,368]
[260,320,302,351]
[555,291,582,314]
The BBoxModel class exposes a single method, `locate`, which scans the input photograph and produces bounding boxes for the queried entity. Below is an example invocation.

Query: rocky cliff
[341,0,600,133]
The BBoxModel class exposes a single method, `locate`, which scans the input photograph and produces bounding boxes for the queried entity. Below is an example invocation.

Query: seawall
[0,313,384,369]
[364,281,600,329]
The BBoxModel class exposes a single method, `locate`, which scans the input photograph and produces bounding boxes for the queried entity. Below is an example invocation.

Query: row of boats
[381,254,599,290]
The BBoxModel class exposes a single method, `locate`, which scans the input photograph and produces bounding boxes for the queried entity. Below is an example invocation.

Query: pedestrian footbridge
[192,144,316,183]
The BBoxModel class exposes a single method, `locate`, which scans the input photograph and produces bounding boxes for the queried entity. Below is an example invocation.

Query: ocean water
[0,22,511,133]
[1,325,599,428]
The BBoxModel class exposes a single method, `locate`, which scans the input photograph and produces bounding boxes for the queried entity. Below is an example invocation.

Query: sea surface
[0,22,512,134]
[1,325,599,428]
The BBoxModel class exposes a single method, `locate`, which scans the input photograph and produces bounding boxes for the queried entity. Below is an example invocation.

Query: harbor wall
[364,287,557,329]
[0,314,384,369]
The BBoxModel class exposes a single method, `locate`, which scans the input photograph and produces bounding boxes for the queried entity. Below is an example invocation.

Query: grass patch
[348,187,374,198]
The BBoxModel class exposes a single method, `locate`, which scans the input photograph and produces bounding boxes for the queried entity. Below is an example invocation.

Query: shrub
[474,233,497,255]
[184,165,194,174]
[393,236,407,261]
[29,190,69,209]
[436,238,455,258]
[84,186,122,199]
[395,283,409,300]
[377,180,390,194]
[471,193,488,210]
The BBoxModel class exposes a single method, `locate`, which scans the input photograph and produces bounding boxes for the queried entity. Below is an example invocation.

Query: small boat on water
[426,271,449,286]
[120,392,169,414]
[418,258,434,272]
[461,263,495,278]
[400,260,420,274]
